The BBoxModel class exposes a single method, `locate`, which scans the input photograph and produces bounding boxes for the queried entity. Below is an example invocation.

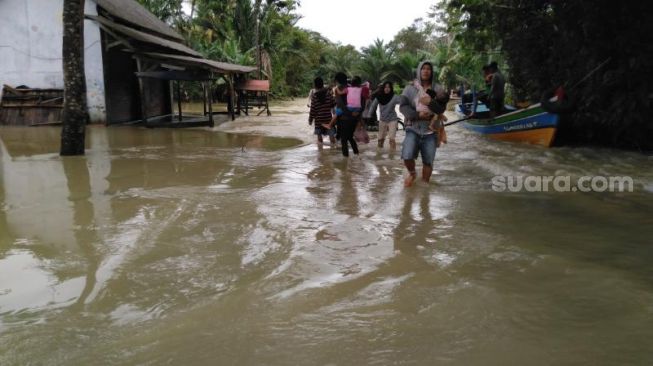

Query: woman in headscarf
[367,81,402,150]
[308,77,336,146]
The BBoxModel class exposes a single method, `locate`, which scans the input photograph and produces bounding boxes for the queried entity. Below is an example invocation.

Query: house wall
[0,0,106,123]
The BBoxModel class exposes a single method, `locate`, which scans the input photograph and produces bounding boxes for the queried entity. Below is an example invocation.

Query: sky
[295,0,437,50]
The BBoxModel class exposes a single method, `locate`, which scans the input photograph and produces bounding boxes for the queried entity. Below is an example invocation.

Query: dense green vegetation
[136,0,480,96]
[439,0,653,150]
[137,0,651,150]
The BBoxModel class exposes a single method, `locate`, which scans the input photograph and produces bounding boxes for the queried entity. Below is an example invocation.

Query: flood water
[1,105,652,365]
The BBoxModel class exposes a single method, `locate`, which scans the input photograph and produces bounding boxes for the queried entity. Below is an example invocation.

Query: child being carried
[419,88,449,147]
[323,76,363,129]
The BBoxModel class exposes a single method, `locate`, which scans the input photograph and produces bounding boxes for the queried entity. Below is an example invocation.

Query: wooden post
[169,80,174,119]
[266,92,271,116]
[244,88,249,116]
[229,74,236,121]
[208,79,214,127]
[136,58,148,125]
[237,90,241,115]
[177,81,182,122]
[202,82,207,116]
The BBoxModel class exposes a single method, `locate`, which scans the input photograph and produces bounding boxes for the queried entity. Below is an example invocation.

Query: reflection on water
[0,113,652,365]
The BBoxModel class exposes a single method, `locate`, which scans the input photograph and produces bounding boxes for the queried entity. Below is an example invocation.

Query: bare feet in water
[404,171,417,187]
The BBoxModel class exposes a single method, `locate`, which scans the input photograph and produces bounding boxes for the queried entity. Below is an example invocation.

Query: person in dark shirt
[308,77,336,146]
[488,61,505,117]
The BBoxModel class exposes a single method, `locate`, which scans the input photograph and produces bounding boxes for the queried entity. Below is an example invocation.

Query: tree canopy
[136,0,651,150]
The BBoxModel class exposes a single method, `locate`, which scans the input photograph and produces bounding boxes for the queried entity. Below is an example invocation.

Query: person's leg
[314,126,323,145]
[489,98,503,118]
[422,164,432,182]
[328,127,336,145]
[339,119,354,157]
[387,121,398,150]
[378,121,388,148]
[341,128,350,157]
[347,121,359,155]
[489,99,497,118]
[350,136,359,155]
[419,133,437,183]
[404,160,417,187]
[404,159,416,173]
[401,130,419,187]
[335,119,342,141]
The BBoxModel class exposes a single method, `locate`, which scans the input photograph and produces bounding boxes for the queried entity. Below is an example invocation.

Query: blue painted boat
[455,101,559,147]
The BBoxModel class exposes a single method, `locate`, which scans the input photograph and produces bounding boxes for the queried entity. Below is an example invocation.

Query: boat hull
[457,104,559,147]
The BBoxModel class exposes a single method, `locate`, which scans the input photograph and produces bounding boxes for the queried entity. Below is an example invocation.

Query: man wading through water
[399,61,449,187]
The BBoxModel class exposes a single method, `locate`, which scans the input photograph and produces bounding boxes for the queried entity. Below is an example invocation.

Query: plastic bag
[354,124,370,144]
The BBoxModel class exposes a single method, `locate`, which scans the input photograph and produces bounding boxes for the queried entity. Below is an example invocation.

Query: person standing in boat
[488,61,505,117]
[399,61,449,187]
[475,64,492,106]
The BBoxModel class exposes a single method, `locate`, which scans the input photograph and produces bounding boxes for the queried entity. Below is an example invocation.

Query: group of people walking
[308,62,450,187]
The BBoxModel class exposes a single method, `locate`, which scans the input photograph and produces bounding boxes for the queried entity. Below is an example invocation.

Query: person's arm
[307,89,313,107]
[308,94,316,124]
[489,74,498,99]
[328,91,335,108]
[399,87,418,122]
[368,98,379,118]
[387,95,401,120]
[392,94,401,106]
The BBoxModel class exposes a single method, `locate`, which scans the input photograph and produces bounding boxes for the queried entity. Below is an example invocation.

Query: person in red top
[361,81,370,102]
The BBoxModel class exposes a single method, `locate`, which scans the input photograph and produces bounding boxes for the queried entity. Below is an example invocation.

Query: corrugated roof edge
[95,0,184,41]
[87,15,202,58]
[143,52,258,74]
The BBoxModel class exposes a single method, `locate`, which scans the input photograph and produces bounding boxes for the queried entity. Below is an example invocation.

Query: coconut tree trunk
[254,0,262,79]
[61,0,89,156]
[190,0,196,18]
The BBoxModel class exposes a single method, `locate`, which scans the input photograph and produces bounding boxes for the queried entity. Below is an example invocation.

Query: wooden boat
[455,101,559,147]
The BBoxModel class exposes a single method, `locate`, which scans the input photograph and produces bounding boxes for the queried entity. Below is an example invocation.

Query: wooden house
[0,0,256,127]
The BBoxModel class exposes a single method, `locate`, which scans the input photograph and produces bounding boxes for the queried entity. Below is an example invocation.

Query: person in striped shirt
[308,77,336,146]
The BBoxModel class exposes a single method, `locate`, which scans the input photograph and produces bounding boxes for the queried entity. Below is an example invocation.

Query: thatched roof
[95,0,184,41]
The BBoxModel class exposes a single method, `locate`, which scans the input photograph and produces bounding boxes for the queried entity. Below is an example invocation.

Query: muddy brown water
[1,106,652,365]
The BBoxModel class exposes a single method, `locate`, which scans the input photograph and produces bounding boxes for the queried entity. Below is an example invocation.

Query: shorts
[335,106,362,116]
[401,129,437,166]
[378,120,398,140]
[314,124,336,136]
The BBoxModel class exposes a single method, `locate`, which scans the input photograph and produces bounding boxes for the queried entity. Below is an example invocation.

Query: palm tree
[320,44,360,79]
[61,0,89,156]
[136,0,184,23]
[356,39,395,86]
[253,0,289,78]
[384,52,421,87]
